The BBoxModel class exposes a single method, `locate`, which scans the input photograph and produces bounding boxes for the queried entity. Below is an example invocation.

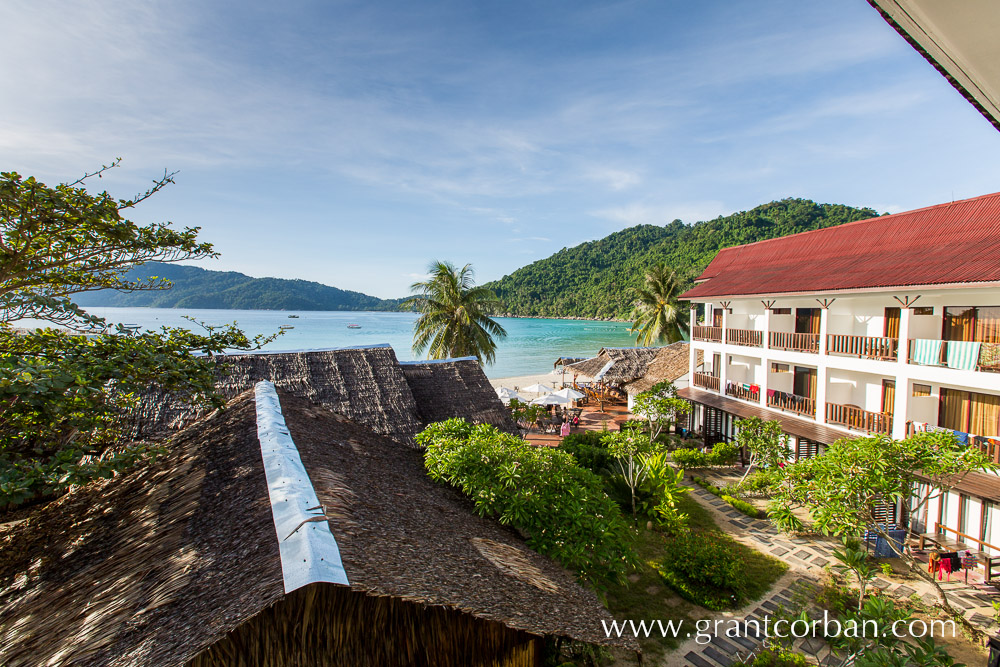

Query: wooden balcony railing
[692,326,723,343]
[725,381,760,402]
[693,372,720,392]
[826,334,898,361]
[726,328,763,347]
[766,390,816,417]
[768,331,820,353]
[825,403,893,435]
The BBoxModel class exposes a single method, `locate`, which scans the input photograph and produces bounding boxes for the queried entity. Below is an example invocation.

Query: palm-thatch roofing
[130,345,514,445]
[623,342,699,396]
[400,358,517,433]
[0,389,636,667]
[553,356,587,369]
[565,346,662,385]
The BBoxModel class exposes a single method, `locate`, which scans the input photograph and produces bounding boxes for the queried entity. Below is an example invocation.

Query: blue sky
[3,0,1000,298]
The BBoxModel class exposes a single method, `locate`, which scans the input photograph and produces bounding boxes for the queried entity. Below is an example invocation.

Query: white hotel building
[678,192,1000,552]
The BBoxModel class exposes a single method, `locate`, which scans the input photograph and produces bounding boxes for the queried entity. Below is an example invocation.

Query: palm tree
[405,261,508,364]
[629,264,688,346]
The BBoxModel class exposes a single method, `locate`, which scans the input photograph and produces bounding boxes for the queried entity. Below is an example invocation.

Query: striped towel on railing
[945,340,981,371]
[910,339,943,366]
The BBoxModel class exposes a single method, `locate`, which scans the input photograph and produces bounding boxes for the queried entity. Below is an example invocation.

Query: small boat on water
[287,315,299,318]
[279,325,295,330]
[347,324,362,329]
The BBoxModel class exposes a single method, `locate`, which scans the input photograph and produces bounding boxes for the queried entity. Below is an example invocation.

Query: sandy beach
[488,370,575,392]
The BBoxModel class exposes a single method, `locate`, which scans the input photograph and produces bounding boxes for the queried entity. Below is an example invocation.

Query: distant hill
[484,198,879,319]
[74,263,404,312]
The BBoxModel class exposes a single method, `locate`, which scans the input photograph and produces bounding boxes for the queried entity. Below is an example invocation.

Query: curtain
[882,381,895,415]
[969,392,1000,437]
[884,307,900,339]
[939,388,969,431]
[975,307,1000,344]
[943,307,976,341]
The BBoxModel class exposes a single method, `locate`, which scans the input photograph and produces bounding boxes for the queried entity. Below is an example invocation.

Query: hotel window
[912,384,931,397]
[770,308,791,315]
[943,306,1000,343]
[913,306,934,316]
[940,388,1000,437]
[771,363,789,373]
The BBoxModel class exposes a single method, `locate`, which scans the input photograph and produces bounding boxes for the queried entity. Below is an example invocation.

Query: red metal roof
[681,191,1000,299]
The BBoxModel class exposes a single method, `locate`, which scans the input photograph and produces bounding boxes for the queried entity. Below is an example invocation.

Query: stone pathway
[663,482,1000,666]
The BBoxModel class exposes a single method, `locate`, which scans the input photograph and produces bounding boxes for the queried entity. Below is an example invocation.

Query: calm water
[77,307,640,378]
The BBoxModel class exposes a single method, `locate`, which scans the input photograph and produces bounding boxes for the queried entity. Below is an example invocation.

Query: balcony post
[760,305,771,407]
[891,306,913,440]
[688,304,697,378]
[816,307,829,422]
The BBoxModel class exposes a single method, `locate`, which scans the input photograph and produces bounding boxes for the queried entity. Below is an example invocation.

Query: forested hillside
[74,262,403,311]
[484,198,878,319]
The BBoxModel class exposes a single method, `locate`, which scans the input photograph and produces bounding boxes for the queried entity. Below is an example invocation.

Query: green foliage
[671,448,707,468]
[637,451,688,532]
[417,419,636,586]
[656,529,787,610]
[733,469,780,495]
[603,430,659,523]
[0,164,271,508]
[484,198,879,319]
[832,538,878,610]
[721,494,761,519]
[631,381,687,443]
[508,398,545,436]
[629,264,687,345]
[405,261,507,365]
[742,649,809,667]
[75,261,402,311]
[736,417,790,485]
[671,443,737,468]
[557,430,612,474]
[689,475,723,495]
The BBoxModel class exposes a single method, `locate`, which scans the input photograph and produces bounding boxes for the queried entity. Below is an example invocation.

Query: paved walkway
[665,482,1000,666]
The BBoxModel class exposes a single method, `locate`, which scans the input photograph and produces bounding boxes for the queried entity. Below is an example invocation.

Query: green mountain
[484,198,879,319]
[74,263,403,311]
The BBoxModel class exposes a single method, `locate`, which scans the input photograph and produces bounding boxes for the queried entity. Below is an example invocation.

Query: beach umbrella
[522,383,554,394]
[551,387,584,400]
[496,387,520,400]
[531,393,571,406]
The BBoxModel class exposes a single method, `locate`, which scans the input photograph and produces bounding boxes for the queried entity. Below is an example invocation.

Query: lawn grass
[601,493,787,662]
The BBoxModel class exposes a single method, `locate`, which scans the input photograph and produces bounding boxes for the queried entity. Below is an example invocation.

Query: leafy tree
[603,430,658,524]
[769,432,994,613]
[417,419,636,586]
[631,380,688,442]
[831,538,877,610]
[638,450,688,531]
[736,416,790,483]
[0,162,270,508]
[405,261,507,365]
[629,264,688,345]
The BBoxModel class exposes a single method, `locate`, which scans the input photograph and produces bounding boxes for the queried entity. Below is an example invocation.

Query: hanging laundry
[953,430,969,446]
[911,339,944,366]
[979,342,1000,370]
[945,340,982,371]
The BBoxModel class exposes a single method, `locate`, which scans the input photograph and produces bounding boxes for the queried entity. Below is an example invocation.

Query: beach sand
[488,370,575,392]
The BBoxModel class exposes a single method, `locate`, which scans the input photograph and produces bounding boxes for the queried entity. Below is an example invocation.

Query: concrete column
[689,305,697,379]
[816,307,829,423]
[719,306,729,393]
[892,306,913,440]
[760,307,771,407]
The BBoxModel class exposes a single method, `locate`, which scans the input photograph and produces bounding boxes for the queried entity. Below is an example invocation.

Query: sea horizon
[70,306,642,379]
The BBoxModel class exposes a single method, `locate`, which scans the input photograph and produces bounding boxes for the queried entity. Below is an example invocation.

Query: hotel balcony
[693,372,720,392]
[692,325,722,343]
[908,339,1000,373]
[725,380,760,402]
[825,403,893,436]
[768,331,820,353]
[826,334,898,361]
[725,328,763,347]
[766,390,816,418]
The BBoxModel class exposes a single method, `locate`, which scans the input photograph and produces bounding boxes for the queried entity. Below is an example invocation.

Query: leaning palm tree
[629,264,688,346]
[405,261,508,365]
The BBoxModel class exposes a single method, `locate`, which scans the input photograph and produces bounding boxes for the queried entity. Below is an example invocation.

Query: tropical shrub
[558,430,612,473]
[638,451,688,533]
[418,419,636,586]
[721,494,761,519]
[657,530,745,609]
[670,448,708,468]
[707,441,739,465]
[742,649,809,666]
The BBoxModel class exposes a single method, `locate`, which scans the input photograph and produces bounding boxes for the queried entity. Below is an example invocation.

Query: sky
[3,0,1000,299]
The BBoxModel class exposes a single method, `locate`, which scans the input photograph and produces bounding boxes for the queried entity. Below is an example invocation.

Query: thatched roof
[400,359,518,434]
[553,356,587,369]
[130,345,513,445]
[0,390,634,666]
[565,346,662,385]
[623,342,698,396]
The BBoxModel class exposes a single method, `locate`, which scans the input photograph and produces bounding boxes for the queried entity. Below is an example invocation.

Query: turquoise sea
[79,307,640,379]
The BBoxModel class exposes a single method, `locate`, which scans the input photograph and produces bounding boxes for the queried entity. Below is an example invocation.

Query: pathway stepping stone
[683,651,715,667]
[761,600,779,612]
[708,636,741,656]
[811,555,829,566]
[771,546,789,556]
[793,549,812,560]
[703,645,732,666]
[893,585,916,598]
[970,612,993,626]
[872,578,891,589]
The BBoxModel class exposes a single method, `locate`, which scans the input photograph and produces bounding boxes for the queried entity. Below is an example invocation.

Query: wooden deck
[523,402,632,447]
